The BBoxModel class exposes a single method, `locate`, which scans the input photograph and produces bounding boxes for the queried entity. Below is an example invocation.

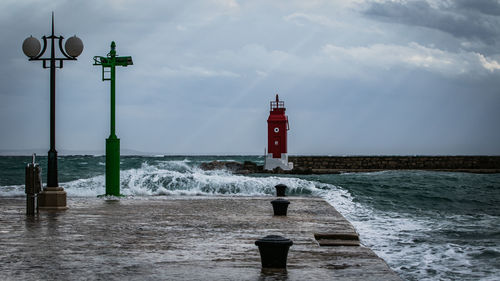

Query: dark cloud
[363,0,500,46]
[2,0,500,155]
[455,0,500,16]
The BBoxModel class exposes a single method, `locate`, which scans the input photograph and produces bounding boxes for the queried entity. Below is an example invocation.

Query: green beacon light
[93,41,133,196]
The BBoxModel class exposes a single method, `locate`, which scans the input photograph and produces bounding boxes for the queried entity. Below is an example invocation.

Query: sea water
[1,155,499,280]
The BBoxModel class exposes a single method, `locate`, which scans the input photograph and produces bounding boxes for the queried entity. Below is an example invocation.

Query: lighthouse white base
[264,153,293,171]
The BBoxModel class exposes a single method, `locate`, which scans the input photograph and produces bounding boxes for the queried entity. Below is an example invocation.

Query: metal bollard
[274,184,287,197]
[25,154,42,215]
[255,235,293,269]
[271,198,290,216]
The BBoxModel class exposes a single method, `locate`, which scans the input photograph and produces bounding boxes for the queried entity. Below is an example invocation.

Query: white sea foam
[117,162,322,197]
[320,184,500,281]
[0,185,25,197]
[63,175,105,197]
[12,161,325,198]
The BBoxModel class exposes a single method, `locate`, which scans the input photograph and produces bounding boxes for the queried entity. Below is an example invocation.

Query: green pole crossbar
[93,42,133,196]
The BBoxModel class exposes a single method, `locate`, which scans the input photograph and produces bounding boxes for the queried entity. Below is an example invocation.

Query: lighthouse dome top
[270,93,285,111]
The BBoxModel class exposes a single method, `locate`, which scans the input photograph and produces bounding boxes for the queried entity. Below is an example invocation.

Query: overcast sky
[1,0,499,155]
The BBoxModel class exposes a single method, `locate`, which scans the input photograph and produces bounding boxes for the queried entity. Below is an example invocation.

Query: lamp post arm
[58,36,77,60]
[29,36,48,61]
[30,36,77,64]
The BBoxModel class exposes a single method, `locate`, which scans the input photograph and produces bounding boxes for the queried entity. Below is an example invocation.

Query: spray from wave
[61,160,330,197]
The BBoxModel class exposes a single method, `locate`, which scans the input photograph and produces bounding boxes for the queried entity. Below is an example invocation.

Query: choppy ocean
[1,155,499,281]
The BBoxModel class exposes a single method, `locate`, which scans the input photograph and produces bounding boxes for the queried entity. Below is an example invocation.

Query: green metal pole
[94,41,132,197]
[110,42,116,138]
[105,41,120,196]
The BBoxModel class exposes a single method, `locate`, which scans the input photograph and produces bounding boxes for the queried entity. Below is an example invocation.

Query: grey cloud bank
[363,0,500,46]
[1,0,499,155]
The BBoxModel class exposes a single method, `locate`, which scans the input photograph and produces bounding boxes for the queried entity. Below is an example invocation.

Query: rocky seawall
[200,156,500,174]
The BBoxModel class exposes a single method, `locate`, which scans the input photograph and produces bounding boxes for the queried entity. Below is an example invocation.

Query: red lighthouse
[264,94,293,171]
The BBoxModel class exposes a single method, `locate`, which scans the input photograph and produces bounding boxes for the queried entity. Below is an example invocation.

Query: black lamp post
[22,12,83,209]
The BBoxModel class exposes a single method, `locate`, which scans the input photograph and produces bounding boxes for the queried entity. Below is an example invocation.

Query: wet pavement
[0,196,401,280]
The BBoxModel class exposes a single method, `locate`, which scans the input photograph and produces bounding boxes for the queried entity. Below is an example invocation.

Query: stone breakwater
[288,156,500,173]
[200,156,500,174]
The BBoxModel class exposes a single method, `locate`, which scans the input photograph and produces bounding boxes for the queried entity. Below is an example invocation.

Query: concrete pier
[0,196,400,280]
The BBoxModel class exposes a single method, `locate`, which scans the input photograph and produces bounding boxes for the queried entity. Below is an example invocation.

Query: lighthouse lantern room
[264,94,293,171]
